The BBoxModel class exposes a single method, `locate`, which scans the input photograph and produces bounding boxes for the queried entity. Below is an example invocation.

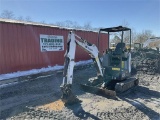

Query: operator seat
[113,42,126,55]
[111,42,127,66]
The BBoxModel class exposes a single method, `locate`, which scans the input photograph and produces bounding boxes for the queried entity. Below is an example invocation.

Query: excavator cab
[85,26,138,92]
[98,26,131,81]
[82,26,138,94]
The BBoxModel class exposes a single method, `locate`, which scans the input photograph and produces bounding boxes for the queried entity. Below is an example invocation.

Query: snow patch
[0,59,92,81]
[75,59,92,66]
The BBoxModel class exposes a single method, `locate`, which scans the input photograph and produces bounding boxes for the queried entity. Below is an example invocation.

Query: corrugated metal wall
[0,21,108,74]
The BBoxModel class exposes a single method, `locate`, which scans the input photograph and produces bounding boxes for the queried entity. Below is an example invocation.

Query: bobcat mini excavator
[60,26,139,104]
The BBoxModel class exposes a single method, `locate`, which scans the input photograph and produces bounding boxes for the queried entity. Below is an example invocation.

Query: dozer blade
[115,77,139,93]
[60,84,81,105]
[80,84,116,97]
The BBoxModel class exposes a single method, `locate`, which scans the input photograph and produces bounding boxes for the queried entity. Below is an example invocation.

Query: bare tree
[25,16,32,22]
[0,10,15,19]
[55,20,82,29]
[54,20,96,30]
[0,10,96,31]
[72,21,82,29]
[64,20,73,28]
[120,20,131,43]
[120,21,155,44]
[55,20,73,28]
[121,20,130,27]
[131,28,137,43]
[40,21,46,24]
[118,21,138,44]
[83,22,92,30]
[17,16,24,21]
[92,27,101,31]
[136,30,155,43]
[55,22,65,27]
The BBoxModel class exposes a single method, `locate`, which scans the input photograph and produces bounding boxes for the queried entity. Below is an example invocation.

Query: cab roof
[100,26,131,32]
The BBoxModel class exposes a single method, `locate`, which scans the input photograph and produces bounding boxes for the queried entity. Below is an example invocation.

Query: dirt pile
[131,48,160,75]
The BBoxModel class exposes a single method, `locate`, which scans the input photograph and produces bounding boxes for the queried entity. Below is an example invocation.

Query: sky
[0,0,160,36]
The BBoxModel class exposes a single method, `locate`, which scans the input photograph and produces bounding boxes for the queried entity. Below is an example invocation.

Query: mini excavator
[60,26,139,104]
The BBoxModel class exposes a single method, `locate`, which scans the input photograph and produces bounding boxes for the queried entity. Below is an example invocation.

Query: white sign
[40,34,64,52]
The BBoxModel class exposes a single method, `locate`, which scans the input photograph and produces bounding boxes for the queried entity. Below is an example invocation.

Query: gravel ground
[0,64,160,120]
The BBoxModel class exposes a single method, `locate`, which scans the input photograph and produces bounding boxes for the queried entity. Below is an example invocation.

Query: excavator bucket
[60,84,81,105]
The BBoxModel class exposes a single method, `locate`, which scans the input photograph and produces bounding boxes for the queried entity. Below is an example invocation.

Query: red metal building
[0,19,108,74]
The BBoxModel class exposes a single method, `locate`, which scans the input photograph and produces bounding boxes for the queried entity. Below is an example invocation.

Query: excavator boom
[60,31,104,104]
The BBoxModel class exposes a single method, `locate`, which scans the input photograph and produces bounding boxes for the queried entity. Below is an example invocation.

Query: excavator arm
[60,31,103,104]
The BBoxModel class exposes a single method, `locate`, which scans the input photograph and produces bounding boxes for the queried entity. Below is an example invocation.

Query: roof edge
[0,18,98,33]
